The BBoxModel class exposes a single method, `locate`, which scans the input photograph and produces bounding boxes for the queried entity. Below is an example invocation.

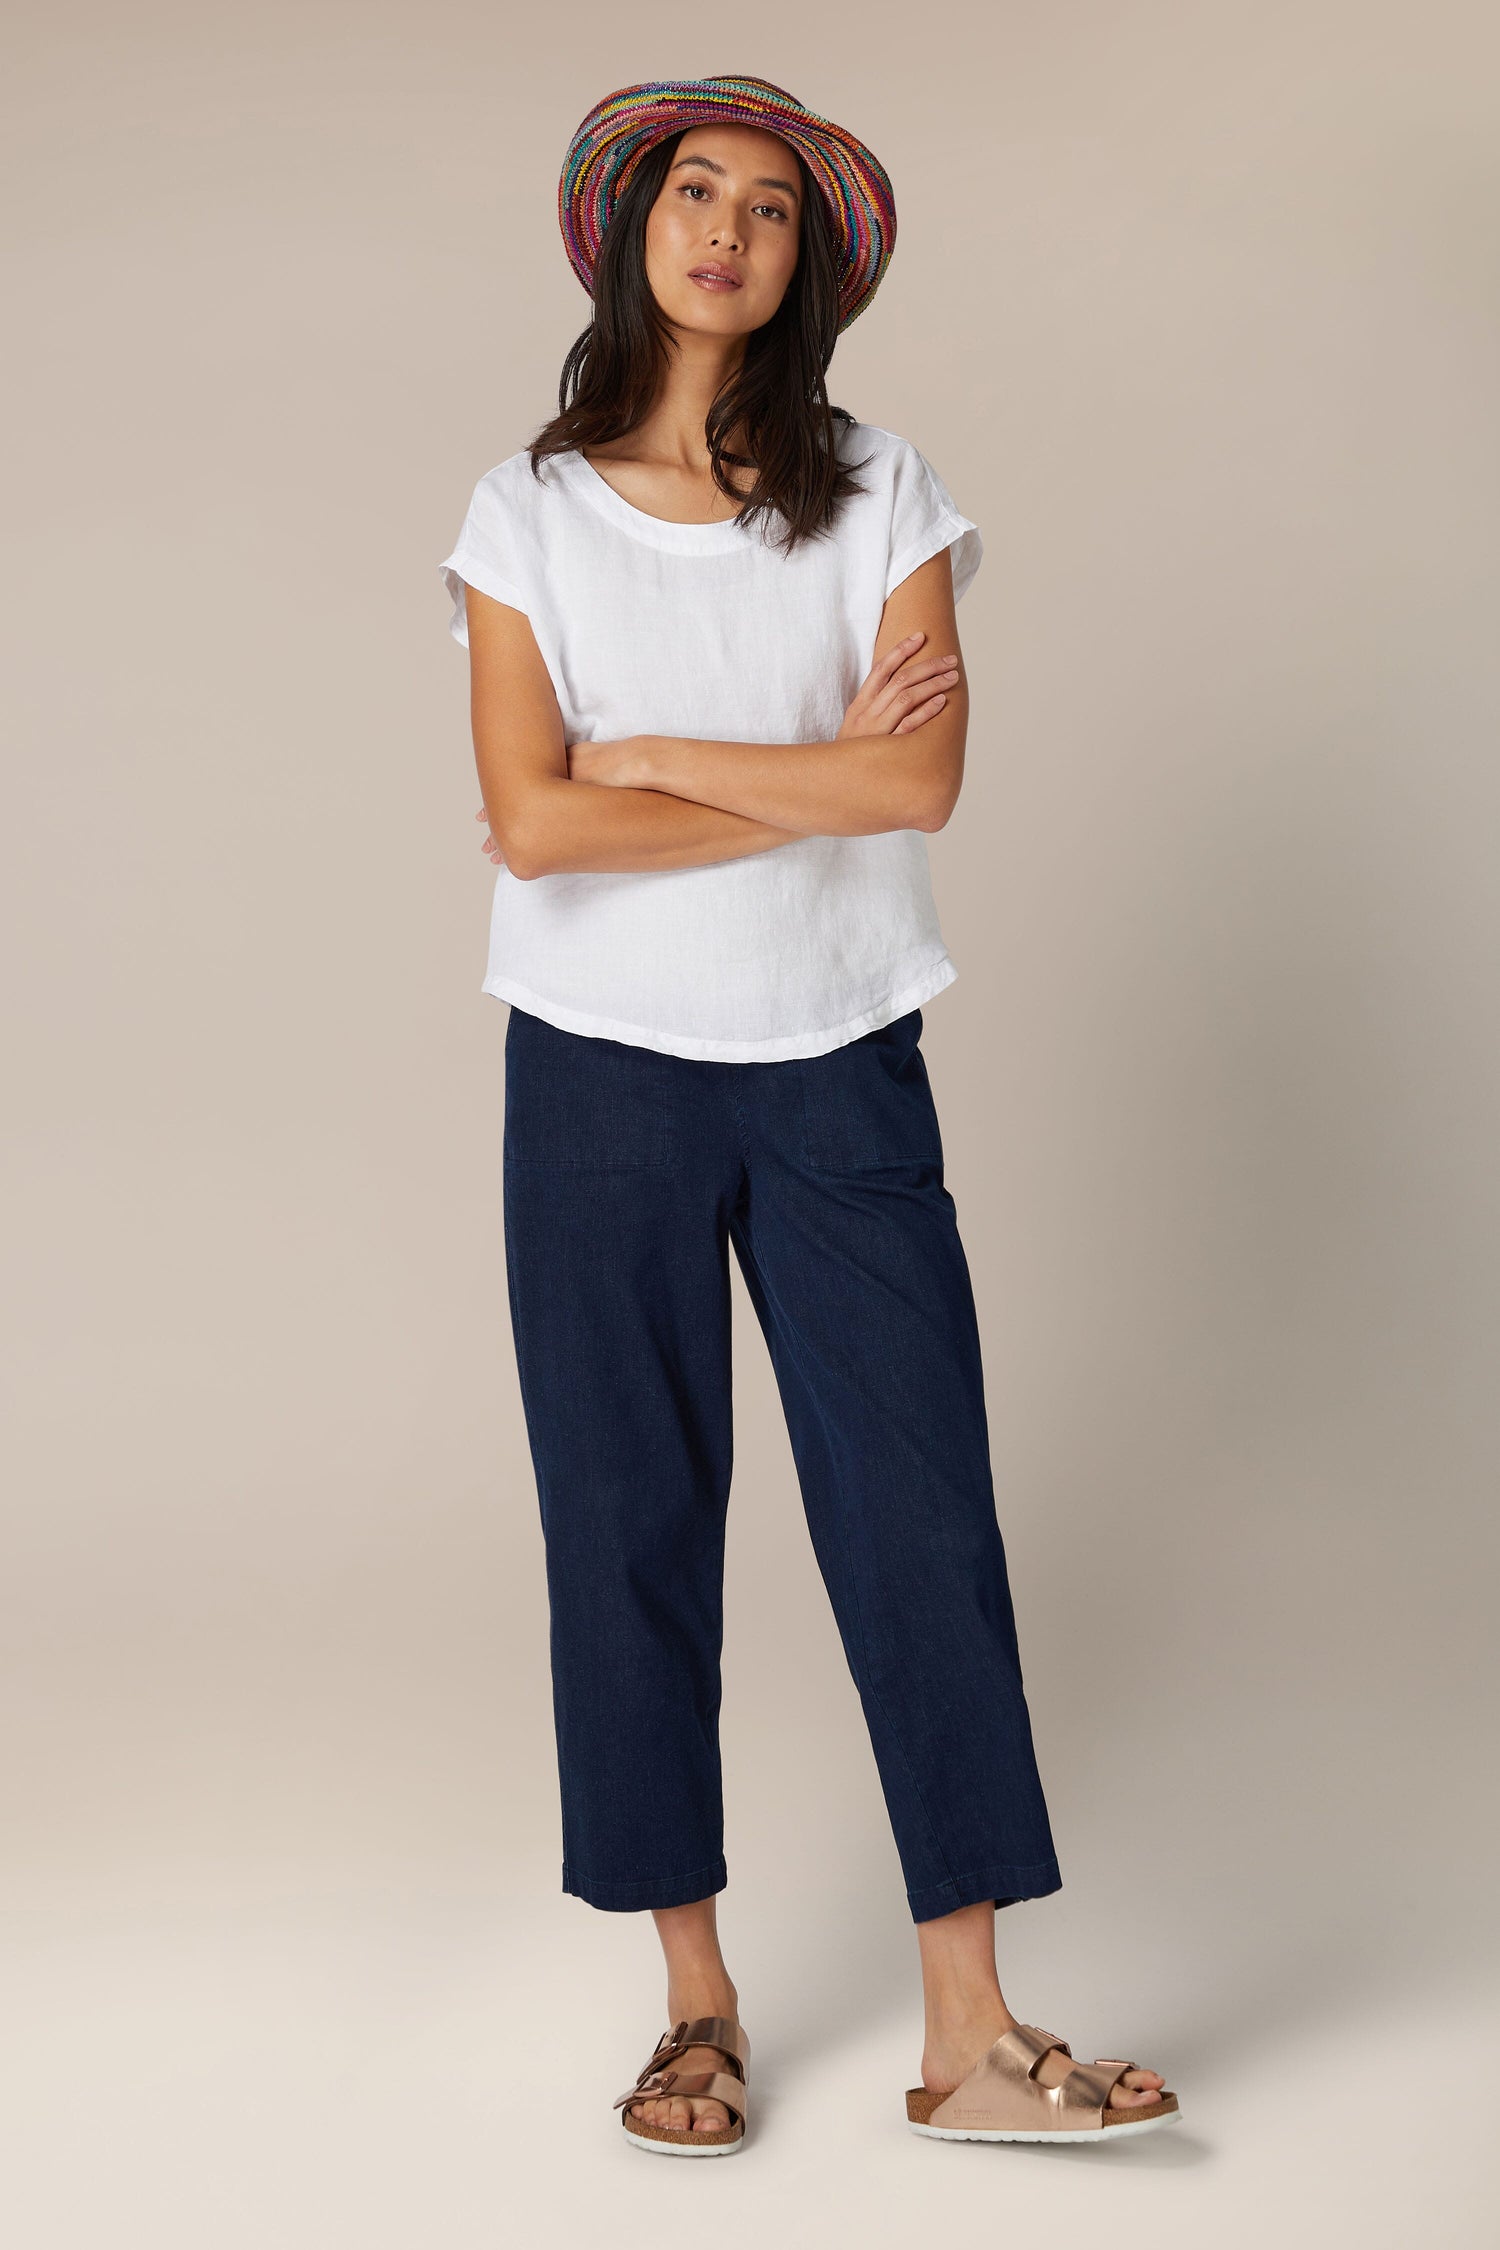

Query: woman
[438,73,1179,2155]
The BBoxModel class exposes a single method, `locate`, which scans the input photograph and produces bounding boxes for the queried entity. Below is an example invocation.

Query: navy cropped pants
[500,1003,1061,1924]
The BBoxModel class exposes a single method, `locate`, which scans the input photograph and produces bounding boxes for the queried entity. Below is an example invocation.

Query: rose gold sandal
[906,2022,1181,2143]
[612,2015,751,2157]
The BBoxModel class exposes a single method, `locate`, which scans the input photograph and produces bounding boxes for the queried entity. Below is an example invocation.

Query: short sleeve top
[438,421,981,1061]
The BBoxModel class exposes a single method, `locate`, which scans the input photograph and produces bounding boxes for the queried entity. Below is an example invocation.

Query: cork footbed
[622,2106,745,2147]
[905,2086,1179,2130]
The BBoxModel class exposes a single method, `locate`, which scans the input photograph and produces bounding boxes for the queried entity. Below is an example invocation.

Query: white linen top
[438,419,981,1061]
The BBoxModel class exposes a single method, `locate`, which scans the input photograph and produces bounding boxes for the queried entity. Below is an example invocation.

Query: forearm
[505,776,801,880]
[634,731,947,837]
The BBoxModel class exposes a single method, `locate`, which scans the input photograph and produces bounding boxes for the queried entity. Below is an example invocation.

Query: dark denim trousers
[500,1003,1061,1924]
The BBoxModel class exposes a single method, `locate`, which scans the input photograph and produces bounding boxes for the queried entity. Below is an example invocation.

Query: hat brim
[559,73,896,336]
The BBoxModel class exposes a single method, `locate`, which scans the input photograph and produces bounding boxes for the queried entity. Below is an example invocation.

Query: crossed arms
[462,546,970,882]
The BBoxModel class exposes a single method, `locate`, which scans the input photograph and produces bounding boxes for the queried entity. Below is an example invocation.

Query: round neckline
[559,448,759,554]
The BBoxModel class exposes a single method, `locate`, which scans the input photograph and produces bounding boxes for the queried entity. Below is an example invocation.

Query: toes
[627,2089,734,2136]
[1111,2070,1164,2108]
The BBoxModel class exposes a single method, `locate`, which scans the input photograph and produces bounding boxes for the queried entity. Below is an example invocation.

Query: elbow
[491,774,581,879]
[487,786,567,881]
[911,746,964,832]
[911,781,960,833]
[493,816,549,881]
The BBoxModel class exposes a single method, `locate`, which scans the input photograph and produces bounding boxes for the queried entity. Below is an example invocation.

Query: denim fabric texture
[501,1003,1062,1924]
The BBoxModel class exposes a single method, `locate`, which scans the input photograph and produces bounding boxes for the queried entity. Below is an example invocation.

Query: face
[643,122,802,338]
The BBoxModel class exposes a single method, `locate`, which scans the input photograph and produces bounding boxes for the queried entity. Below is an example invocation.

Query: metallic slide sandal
[906,2021,1181,2143]
[613,2015,751,2156]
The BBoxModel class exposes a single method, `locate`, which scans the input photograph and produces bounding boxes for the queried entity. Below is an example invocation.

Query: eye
[676,183,789,222]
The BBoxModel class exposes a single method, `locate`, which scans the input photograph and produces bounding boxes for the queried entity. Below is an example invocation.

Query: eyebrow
[670,152,802,203]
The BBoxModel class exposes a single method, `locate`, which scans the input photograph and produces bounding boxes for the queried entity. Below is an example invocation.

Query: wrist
[631,734,663,789]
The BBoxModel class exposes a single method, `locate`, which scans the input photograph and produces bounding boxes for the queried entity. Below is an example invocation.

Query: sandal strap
[677,2014,750,2069]
[629,2016,749,2082]
[927,2024,1127,2135]
[1006,2023,1072,2072]
[613,2067,749,2122]
[613,2016,750,2118]
[1053,2058,1131,2119]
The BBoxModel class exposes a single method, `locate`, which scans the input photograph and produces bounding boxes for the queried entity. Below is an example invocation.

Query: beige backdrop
[5,3,1497,2244]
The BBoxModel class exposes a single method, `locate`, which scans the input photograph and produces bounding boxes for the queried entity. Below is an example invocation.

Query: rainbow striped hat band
[558,74,897,336]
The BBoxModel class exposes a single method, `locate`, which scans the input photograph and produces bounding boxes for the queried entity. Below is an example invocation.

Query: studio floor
[7,1860,1489,2250]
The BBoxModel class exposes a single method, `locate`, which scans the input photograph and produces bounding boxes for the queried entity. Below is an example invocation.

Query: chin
[673,304,753,336]
[654,283,752,331]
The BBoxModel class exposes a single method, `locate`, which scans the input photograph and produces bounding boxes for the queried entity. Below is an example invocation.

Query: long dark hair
[527,130,875,557]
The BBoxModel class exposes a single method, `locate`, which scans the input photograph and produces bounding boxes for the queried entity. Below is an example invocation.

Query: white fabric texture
[438,420,981,1061]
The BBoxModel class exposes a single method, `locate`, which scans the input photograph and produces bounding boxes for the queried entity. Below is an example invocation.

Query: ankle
[923,1993,1015,2052]
[665,1976,739,2025]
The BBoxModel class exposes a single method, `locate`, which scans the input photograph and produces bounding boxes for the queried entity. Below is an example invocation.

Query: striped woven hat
[559,73,896,335]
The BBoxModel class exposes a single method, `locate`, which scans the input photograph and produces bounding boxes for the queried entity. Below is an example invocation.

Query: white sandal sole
[909,2107,1181,2144]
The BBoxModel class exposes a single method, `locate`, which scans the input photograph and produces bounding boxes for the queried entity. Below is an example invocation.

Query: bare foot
[922,2006,1166,2110]
[626,1991,744,2137]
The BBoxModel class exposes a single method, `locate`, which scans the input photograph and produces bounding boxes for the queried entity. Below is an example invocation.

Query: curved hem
[481,956,958,1061]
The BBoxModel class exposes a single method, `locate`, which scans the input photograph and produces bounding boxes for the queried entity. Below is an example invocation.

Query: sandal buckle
[641,2023,687,2077]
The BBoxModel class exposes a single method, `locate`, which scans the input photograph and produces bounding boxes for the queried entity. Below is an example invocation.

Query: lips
[688,264,743,290]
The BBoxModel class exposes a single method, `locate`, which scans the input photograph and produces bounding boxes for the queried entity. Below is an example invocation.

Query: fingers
[893,692,947,734]
[874,641,961,692]
[845,633,965,739]
[865,659,961,732]
[898,661,961,693]
[870,630,926,682]
[890,660,959,715]
[867,639,947,702]
[875,661,959,712]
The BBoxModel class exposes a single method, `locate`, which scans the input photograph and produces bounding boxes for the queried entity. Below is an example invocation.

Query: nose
[707,208,745,253]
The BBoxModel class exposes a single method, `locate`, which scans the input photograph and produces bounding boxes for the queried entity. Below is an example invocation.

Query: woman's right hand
[837,630,962,740]
[476,805,505,865]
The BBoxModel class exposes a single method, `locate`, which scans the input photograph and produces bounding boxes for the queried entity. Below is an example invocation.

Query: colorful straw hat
[559,73,897,335]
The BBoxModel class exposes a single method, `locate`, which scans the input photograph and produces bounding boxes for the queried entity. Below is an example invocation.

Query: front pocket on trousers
[503,1007,679,1171]
[798,1009,945,1172]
